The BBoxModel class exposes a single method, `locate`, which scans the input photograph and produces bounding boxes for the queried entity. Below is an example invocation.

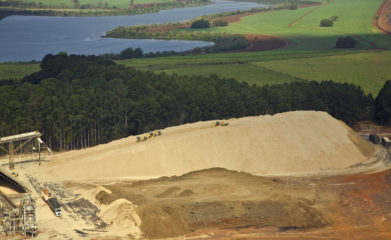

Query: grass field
[0,62,40,80]
[118,0,391,95]
[3,0,391,96]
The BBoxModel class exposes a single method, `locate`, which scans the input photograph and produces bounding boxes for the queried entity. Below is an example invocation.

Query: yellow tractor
[147,130,162,138]
[136,130,162,142]
[136,136,148,142]
[153,130,162,137]
[212,121,229,127]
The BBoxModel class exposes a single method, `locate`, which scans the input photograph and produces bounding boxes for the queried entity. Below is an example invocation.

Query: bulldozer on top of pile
[212,121,229,127]
[136,130,162,142]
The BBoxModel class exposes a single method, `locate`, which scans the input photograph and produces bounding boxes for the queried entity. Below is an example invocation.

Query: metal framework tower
[0,131,52,170]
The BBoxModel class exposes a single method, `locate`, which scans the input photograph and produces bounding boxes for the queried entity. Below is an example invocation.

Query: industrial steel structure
[0,195,37,237]
[0,131,52,170]
[0,168,37,237]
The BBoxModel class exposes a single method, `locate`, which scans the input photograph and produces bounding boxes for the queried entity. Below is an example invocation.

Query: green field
[255,50,391,94]
[118,0,391,95]
[2,0,391,96]
[0,62,40,80]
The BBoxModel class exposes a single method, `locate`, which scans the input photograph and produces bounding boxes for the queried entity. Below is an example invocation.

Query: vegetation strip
[0,0,211,19]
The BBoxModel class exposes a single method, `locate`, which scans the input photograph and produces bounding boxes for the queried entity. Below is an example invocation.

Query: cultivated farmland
[119,0,391,95]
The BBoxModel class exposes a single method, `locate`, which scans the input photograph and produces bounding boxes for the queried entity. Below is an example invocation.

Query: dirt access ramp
[43,111,375,181]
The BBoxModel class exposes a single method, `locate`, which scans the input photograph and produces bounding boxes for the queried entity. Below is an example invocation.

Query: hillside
[44,111,374,180]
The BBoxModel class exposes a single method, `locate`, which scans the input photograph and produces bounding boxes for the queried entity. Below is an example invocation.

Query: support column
[9,142,14,170]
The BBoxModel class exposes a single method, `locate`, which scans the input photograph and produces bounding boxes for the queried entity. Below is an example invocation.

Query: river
[0,0,266,62]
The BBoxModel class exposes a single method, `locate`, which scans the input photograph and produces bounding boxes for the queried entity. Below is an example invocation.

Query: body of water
[0,0,266,62]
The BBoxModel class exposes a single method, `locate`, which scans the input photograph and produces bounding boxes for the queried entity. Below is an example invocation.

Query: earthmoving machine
[136,136,147,142]
[41,188,62,217]
[212,121,229,127]
[136,130,162,142]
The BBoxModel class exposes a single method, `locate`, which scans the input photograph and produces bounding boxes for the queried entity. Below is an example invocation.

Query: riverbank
[0,0,211,20]
[105,3,305,54]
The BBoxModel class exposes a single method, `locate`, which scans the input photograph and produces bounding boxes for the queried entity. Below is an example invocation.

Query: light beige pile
[45,111,374,180]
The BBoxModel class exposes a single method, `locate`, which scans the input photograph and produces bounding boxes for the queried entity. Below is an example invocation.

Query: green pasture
[119,0,391,95]
[180,0,389,50]
[0,62,40,80]
[122,49,390,95]
[254,50,391,94]
[2,0,391,97]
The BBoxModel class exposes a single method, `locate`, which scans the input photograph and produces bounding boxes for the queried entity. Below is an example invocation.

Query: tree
[120,47,143,59]
[191,19,210,28]
[213,18,228,27]
[374,80,391,124]
[1,53,375,151]
[320,19,333,27]
[336,36,358,48]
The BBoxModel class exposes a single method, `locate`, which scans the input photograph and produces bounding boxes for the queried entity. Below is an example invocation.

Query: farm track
[221,3,322,52]
[288,0,333,28]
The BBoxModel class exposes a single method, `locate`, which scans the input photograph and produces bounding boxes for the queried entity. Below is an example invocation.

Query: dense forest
[0,53,388,151]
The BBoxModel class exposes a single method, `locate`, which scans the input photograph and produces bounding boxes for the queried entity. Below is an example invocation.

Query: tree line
[107,26,249,53]
[0,0,210,20]
[0,53,389,151]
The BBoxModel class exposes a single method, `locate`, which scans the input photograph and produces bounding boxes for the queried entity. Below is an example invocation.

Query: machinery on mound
[136,130,162,142]
[212,121,229,127]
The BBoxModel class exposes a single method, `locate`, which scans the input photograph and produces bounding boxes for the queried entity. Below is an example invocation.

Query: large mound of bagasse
[46,111,374,180]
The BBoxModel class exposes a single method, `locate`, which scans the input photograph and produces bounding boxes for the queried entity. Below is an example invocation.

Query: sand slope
[46,111,374,180]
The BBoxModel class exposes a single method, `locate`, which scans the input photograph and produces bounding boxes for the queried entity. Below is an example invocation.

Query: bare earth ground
[0,111,390,239]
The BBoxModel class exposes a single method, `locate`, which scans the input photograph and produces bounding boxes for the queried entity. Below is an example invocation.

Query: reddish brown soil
[230,34,288,52]
[221,11,268,24]
[373,0,391,35]
[184,168,391,239]
[220,2,321,52]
